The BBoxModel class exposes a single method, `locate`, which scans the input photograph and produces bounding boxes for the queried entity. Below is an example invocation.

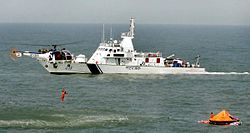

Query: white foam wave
[200,71,250,75]
[70,115,129,124]
[0,120,54,128]
[0,115,129,128]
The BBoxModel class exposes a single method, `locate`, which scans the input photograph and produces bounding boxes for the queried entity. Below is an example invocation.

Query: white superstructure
[87,18,206,74]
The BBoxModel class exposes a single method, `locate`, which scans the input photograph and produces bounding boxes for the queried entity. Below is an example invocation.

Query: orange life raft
[209,110,240,125]
[198,110,241,126]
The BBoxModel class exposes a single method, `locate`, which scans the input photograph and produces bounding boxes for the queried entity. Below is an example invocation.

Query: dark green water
[0,24,249,132]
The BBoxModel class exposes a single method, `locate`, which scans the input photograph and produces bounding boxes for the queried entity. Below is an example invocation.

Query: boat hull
[88,64,206,74]
[198,120,241,126]
[39,60,91,74]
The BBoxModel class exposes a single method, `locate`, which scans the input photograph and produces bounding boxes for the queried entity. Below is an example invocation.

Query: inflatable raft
[198,110,241,126]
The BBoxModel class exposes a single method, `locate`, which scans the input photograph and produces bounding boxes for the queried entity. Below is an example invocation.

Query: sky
[0,0,249,25]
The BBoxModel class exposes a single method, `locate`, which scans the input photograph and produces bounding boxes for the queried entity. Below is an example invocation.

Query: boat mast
[119,17,135,52]
[128,17,135,38]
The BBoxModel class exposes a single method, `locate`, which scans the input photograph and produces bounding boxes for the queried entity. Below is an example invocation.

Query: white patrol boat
[87,18,206,74]
[10,46,91,74]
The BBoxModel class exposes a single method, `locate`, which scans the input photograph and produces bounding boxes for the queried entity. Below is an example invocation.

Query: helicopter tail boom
[10,48,49,61]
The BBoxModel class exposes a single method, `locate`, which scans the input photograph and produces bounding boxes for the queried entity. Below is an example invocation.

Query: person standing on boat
[60,88,68,102]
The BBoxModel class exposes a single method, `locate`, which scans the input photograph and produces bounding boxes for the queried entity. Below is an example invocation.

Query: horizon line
[0,22,249,26]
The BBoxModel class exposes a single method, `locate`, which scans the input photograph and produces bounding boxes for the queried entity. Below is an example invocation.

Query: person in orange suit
[210,112,215,119]
[60,88,68,102]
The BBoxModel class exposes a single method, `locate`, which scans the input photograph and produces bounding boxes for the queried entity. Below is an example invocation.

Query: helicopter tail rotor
[10,48,22,60]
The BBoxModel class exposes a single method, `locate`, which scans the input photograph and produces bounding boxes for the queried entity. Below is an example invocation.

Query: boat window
[114,54,124,57]
[157,58,160,63]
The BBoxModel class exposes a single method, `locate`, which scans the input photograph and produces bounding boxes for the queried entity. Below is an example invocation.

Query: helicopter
[9,41,91,74]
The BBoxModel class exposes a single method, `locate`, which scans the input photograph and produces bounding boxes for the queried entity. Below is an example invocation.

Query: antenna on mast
[128,17,135,38]
[102,24,105,43]
[110,26,113,41]
[121,17,135,39]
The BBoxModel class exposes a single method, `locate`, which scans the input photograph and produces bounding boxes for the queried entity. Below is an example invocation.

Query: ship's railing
[144,52,162,57]
[100,42,120,47]
[125,52,133,58]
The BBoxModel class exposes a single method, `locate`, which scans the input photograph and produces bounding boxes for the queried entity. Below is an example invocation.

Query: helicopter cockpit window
[53,50,72,60]
[54,51,63,60]
[63,51,72,60]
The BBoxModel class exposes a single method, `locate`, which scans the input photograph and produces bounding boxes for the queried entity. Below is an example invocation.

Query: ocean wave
[200,72,249,75]
[0,115,129,128]
[0,120,53,128]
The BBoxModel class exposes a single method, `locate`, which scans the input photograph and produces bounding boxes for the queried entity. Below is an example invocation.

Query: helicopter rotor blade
[0,41,46,47]
[49,40,86,50]
[55,40,85,45]
[6,39,86,59]
[8,40,85,48]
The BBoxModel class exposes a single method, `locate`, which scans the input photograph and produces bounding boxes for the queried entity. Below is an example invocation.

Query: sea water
[0,24,249,132]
